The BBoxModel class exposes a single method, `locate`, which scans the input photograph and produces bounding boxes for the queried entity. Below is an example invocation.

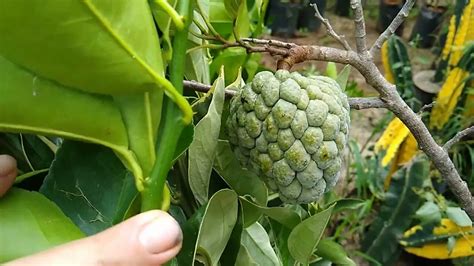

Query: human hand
[0,155,182,266]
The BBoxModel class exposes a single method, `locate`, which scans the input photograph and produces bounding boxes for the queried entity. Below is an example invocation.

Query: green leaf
[288,204,335,264]
[221,201,244,265]
[210,47,247,85]
[234,0,250,38]
[0,188,84,262]
[149,0,178,62]
[315,239,356,266]
[362,159,428,265]
[416,201,441,225]
[224,0,241,18]
[325,62,338,79]
[173,123,195,162]
[0,0,165,95]
[196,189,239,265]
[240,197,301,228]
[331,198,366,214]
[114,92,163,175]
[214,140,267,205]
[186,12,211,84]
[235,244,258,266]
[40,140,138,235]
[446,207,472,227]
[447,236,456,255]
[269,220,296,266]
[0,55,129,152]
[248,0,269,36]
[336,65,351,91]
[241,222,281,265]
[209,0,234,36]
[188,69,226,204]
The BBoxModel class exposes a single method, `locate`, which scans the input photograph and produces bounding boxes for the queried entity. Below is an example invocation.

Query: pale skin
[0,154,183,266]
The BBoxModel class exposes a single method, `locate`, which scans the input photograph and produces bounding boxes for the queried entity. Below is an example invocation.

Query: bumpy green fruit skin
[227,70,350,204]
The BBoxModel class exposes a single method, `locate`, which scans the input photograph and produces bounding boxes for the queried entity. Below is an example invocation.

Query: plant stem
[141,0,194,212]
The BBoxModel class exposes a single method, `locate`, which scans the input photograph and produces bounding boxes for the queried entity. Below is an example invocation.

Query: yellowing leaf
[375,118,410,166]
[442,16,457,60]
[381,41,395,84]
[430,68,469,129]
[398,133,418,165]
[383,133,418,189]
[449,0,473,66]
[402,219,474,259]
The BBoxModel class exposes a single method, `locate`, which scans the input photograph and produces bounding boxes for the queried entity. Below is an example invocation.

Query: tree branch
[370,0,416,56]
[311,3,352,51]
[183,80,387,109]
[349,97,387,109]
[443,126,474,152]
[350,0,369,55]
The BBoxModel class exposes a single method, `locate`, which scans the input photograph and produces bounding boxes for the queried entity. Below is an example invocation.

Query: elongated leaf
[0,56,129,150]
[315,239,356,266]
[336,65,351,90]
[224,0,240,18]
[114,92,163,175]
[241,222,281,265]
[210,47,247,84]
[177,189,238,265]
[196,189,239,265]
[270,220,295,266]
[173,124,195,162]
[362,159,428,265]
[149,0,178,62]
[214,140,267,205]
[415,201,441,225]
[186,12,211,84]
[288,204,335,264]
[188,69,226,204]
[40,141,138,235]
[332,198,366,214]
[234,0,250,38]
[240,197,300,228]
[235,244,258,266]
[0,0,165,95]
[446,207,472,227]
[0,188,84,262]
[221,202,244,265]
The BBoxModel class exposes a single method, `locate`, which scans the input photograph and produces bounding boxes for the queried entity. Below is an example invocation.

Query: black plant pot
[297,0,326,32]
[335,0,350,17]
[410,5,446,48]
[267,0,301,38]
[377,0,405,36]
[413,70,442,105]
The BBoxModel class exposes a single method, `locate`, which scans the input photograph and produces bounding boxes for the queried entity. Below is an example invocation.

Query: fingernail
[139,214,182,254]
[0,155,17,178]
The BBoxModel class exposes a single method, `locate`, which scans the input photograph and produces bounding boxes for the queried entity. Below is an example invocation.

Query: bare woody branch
[311,3,352,51]
[183,80,388,109]
[350,0,369,55]
[443,126,474,152]
[370,0,416,56]
[349,97,387,109]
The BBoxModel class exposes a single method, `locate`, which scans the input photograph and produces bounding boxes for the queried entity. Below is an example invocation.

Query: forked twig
[310,3,352,51]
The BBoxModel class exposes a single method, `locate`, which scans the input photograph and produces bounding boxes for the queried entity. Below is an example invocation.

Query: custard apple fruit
[226,70,350,204]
